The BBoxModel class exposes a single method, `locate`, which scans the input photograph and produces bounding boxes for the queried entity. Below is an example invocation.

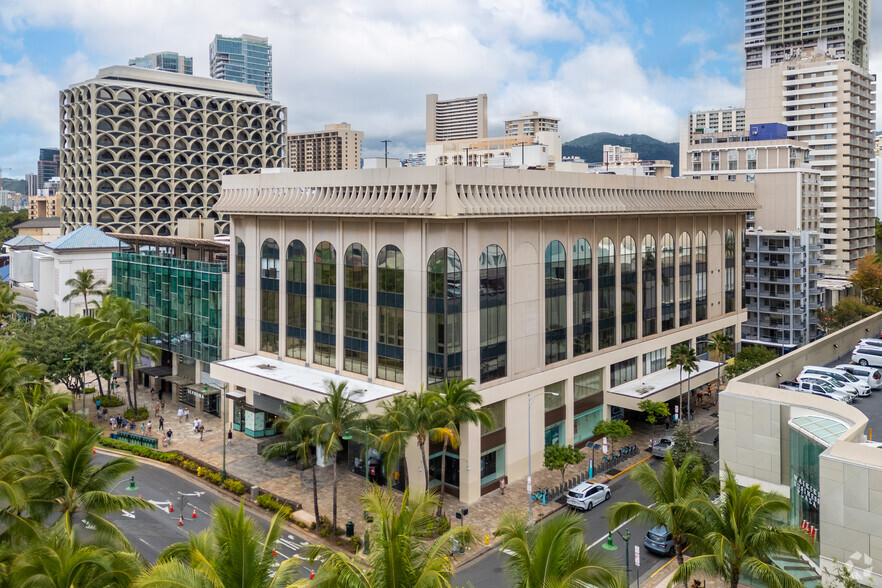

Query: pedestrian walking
[102,406,108,420]
[147,420,152,435]
[184,408,189,422]
[150,387,155,398]
[165,428,173,446]
[140,421,146,434]
[110,416,116,430]
[154,402,160,417]
[228,428,233,445]
[177,406,183,423]
[198,423,204,441]
[499,477,506,495]
[159,416,164,430]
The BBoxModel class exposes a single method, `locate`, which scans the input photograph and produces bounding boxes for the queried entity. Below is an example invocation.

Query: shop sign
[794,474,819,509]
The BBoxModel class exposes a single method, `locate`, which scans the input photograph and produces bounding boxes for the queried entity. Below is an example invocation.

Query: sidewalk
[87,381,720,562]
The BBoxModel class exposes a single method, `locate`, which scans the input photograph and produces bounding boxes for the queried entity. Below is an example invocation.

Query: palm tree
[397,386,443,490]
[300,486,469,588]
[667,344,698,422]
[261,402,322,532]
[672,466,815,588]
[135,502,299,588]
[22,421,153,549]
[103,318,160,413]
[36,309,56,319]
[9,524,143,588]
[63,268,107,316]
[434,378,492,514]
[606,452,716,587]
[310,379,367,532]
[376,394,414,490]
[706,332,734,403]
[0,340,44,398]
[1,384,70,440]
[0,283,26,321]
[495,510,623,588]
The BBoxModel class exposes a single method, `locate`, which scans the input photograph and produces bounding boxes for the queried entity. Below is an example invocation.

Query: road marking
[277,538,301,551]
[148,500,171,509]
[188,504,211,516]
[586,502,656,551]
[607,456,652,481]
[138,537,152,548]
[501,548,516,556]
[81,519,96,531]
[121,510,136,519]
[649,547,687,579]
[178,491,206,497]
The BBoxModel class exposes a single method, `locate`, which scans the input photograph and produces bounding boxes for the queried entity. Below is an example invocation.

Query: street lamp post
[602,529,632,587]
[527,389,559,523]
[205,382,228,482]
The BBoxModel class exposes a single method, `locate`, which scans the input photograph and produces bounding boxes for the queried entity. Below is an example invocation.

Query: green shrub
[84,387,96,395]
[123,407,149,421]
[437,514,451,535]
[97,437,179,463]
[351,536,362,553]
[94,395,123,407]
[223,479,247,495]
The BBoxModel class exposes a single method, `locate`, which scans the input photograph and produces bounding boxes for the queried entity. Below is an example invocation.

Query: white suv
[799,367,870,396]
[566,481,611,512]
[835,364,882,390]
[797,376,858,401]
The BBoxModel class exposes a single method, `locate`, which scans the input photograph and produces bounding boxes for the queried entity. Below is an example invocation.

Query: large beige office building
[285,123,363,172]
[504,111,559,136]
[58,66,286,236]
[746,51,876,274]
[679,107,747,176]
[426,93,487,143]
[745,0,870,70]
[211,166,756,504]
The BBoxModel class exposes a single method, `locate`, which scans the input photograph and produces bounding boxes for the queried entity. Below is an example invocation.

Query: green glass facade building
[112,252,225,362]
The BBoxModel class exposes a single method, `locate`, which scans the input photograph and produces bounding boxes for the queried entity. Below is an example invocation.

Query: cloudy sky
[0,0,879,177]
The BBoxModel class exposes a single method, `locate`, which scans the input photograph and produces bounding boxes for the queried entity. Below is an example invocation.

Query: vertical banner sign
[526,476,532,494]
[634,545,640,567]
[602,437,608,455]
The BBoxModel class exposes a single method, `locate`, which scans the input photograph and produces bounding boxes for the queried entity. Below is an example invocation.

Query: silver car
[652,436,675,458]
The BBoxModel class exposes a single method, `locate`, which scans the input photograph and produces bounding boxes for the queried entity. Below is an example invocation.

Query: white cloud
[679,29,711,46]
[0,0,752,173]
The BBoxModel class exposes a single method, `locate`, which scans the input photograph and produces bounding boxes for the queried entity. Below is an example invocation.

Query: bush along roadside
[97,436,248,496]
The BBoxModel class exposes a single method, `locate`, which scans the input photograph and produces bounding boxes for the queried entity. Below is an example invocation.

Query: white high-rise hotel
[744,0,875,276]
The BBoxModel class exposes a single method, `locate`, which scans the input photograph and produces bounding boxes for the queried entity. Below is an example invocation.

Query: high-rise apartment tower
[129,52,193,75]
[745,0,870,70]
[209,34,272,100]
[426,94,487,143]
[286,123,363,172]
[37,148,60,190]
[504,111,559,136]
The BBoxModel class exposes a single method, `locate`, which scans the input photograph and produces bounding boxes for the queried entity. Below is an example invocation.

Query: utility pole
[380,140,390,168]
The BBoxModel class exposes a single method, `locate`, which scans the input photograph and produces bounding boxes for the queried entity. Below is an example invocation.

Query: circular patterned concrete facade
[60,82,286,235]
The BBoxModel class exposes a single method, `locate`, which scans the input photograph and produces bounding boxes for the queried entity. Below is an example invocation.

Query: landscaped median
[97,435,367,553]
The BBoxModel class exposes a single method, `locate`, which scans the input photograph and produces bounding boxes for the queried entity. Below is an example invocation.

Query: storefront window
[428,451,459,489]
[544,381,565,448]
[480,445,505,486]
[574,406,602,445]
[789,421,826,552]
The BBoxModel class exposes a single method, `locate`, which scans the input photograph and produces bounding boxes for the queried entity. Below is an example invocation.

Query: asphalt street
[95,451,321,579]
[454,425,719,588]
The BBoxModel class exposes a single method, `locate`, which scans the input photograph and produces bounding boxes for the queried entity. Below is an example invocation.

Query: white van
[797,376,858,401]
[799,367,870,396]
[858,339,882,349]
[853,346,882,368]
[834,364,882,390]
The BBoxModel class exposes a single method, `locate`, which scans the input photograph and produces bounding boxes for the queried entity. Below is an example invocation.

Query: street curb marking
[649,547,688,579]
[607,455,651,481]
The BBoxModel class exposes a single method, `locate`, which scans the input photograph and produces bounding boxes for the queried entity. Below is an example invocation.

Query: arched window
[480,245,507,383]
[377,245,404,384]
[725,229,736,313]
[235,237,245,346]
[678,232,692,327]
[260,239,280,353]
[427,248,462,386]
[344,243,369,375]
[661,233,675,332]
[314,242,337,367]
[695,231,708,321]
[545,241,566,364]
[642,235,657,336]
[597,237,616,349]
[620,236,637,343]
[285,240,306,360]
[573,239,592,357]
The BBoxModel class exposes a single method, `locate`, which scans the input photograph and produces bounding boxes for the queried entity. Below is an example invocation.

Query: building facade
[37,148,59,190]
[425,133,561,168]
[25,173,37,196]
[679,108,747,176]
[504,111,560,136]
[746,51,876,275]
[129,52,193,75]
[426,94,488,143]
[209,34,272,100]
[211,166,757,504]
[745,0,870,70]
[58,66,286,236]
[285,123,363,172]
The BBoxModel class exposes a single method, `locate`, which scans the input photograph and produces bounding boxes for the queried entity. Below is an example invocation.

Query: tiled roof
[13,217,61,229]
[45,225,121,250]
[4,235,42,248]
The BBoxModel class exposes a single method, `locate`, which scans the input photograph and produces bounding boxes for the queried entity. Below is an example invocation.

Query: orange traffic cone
[272,549,277,556]
[138,494,141,500]
[192,508,197,519]
[92,448,96,454]
[178,516,183,526]
[310,568,315,580]
[169,505,174,513]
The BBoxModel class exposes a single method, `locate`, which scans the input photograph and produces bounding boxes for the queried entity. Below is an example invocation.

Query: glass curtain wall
[235,237,245,346]
[259,239,279,353]
[544,241,567,364]
[313,241,337,367]
[642,235,657,336]
[678,232,692,327]
[285,240,307,360]
[661,233,675,331]
[573,239,592,357]
[344,243,369,375]
[544,381,565,447]
[479,245,507,383]
[598,237,616,349]
[725,229,736,312]
[427,248,462,386]
[695,231,708,321]
[620,236,637,342]
[573,369,603,445]
[377,245,404,383]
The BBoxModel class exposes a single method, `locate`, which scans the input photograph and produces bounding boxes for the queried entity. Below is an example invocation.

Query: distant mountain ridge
[0,179,26,194]
[562,132,679,177]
